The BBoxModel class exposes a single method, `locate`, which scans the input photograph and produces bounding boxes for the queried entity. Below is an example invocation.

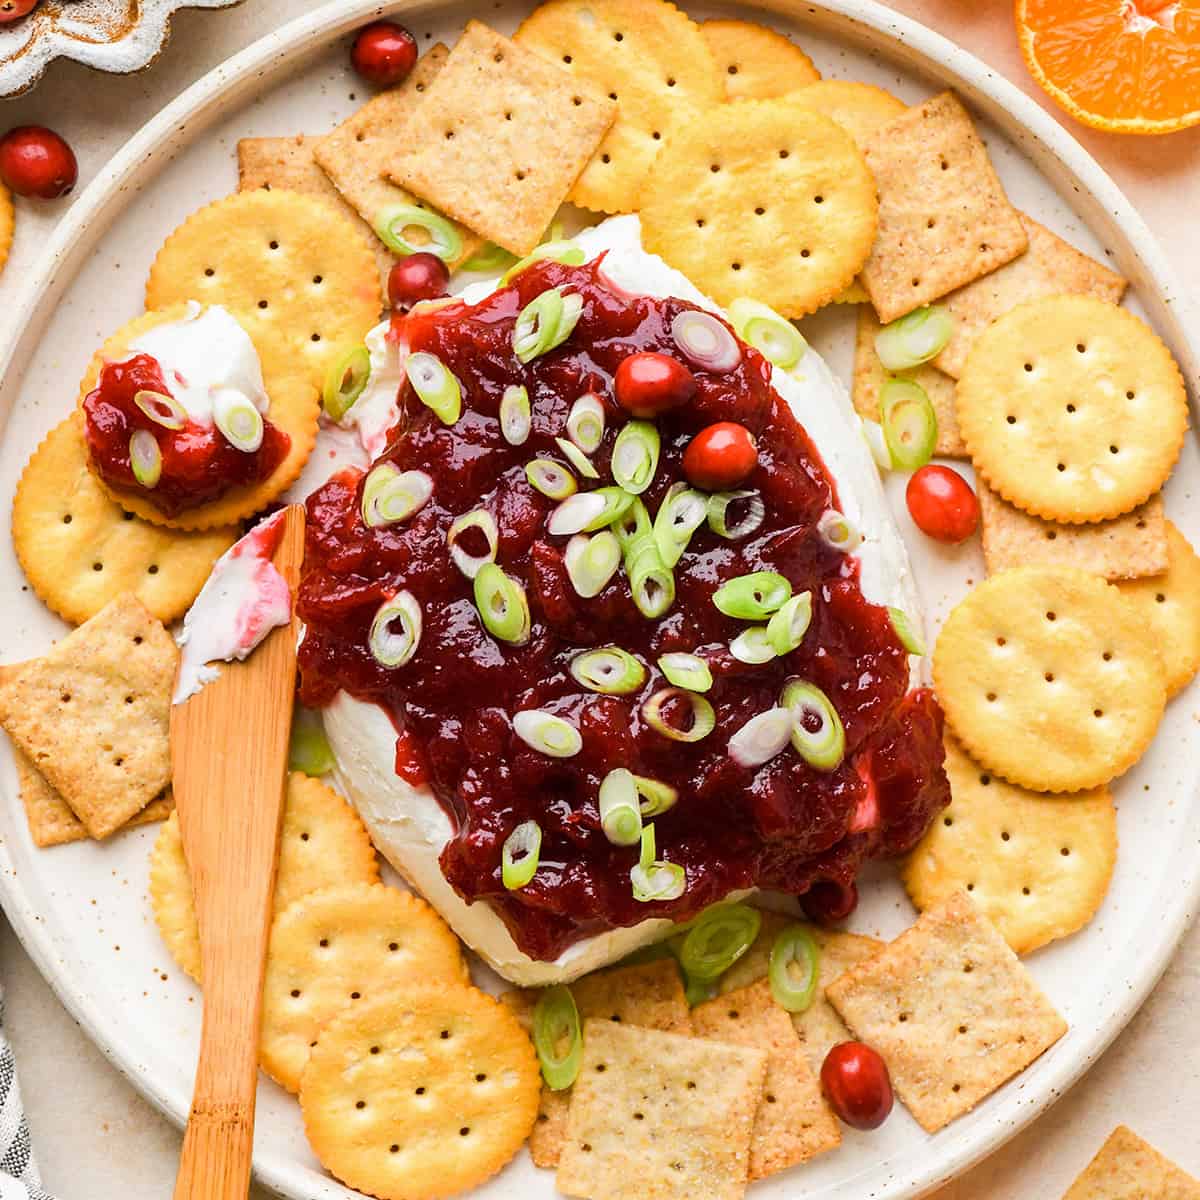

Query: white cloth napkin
[0,995,51,1200]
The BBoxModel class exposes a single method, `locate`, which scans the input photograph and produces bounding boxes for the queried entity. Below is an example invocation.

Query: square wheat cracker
[934,214,1127,378]
[386,21,616,256]
[0,594,176,839]
[693,979,840,1179]
[860,92,1028,323]
[852,305,966,457]
[557,1019,766,1200]
[826,890,1066,1132]
[1061,1125,1200,1200]
[979,482,1168,581]
[503,958,690,1169]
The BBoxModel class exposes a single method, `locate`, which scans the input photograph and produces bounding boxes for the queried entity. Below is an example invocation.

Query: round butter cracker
[933,567,1166,793]
[300,984,539,1200]
[1116,520,1200,697]
[700,19,820,101]
[639,99,877,317]
[792,79,907,148]
[13,415,235,625]
[956,296,1188,524]
[904,737,1117,955]
[76,305,318,530]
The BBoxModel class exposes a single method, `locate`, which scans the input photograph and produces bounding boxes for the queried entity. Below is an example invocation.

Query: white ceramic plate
[0,2,1197,1198]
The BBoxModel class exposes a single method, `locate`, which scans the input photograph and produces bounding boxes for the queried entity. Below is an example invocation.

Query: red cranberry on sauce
[614,351,697,417]
[906,465,980,544]
[0,126,77,199]
[802,879,858,924]
[388,252,450,311]
[682,421,757,491]
[351,21,418,87]
[821,1042,894,1130]
[0,0,38,23]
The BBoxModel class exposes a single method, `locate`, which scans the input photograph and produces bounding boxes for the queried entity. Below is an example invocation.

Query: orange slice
[1016,0,1200,134]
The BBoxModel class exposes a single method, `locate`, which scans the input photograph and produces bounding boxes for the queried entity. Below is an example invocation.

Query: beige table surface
[0,0,1196,1194]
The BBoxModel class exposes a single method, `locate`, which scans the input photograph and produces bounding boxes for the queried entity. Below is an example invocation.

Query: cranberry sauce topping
[82,353,290,517]
[298,256,948,960]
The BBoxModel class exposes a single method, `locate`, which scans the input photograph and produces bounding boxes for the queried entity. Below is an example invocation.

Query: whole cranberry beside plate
[0,125,77,199]
[351,21,418,87]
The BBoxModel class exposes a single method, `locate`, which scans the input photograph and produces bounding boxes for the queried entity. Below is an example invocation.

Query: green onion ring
[500,239,586,285]
[565,531,621,598]
[712,571,791,620]
[861,418,893,471]
[473,562,531,646]
[730,626,776,665]
[406,351,462,425]
[555,436,600,480]
[658,652,713,692]
[526,458,577,501]
[706,489,765,540]
[213,391,264,453]
[626,537,676,619]
[374,203,463,262]
[569,646,646,695]
[728,706,792,767]
[634,775,678,817]
[584,486,636,532]
[129,430,161,489]
[768,924,821,1012]
[447,508,499,579]
[611,420,660,495]
[502,820,542,890]
[631,826,686,903]
[767,592,813,656]
[679,903,763,980]
[133,389,187,431]
[513,288,583,363]
[288,706,337,777]
[548,491,607,537]
[684,974,717,1006]
[728,298,807,370]
[513,709,583,758]
[642,687,715,743]
[613,497,652,551]
[361,463,434,528]
[599,767,643,846]
[500,384,531,446]
[532,984,582,1089]
[817,510,862,553]
[671,309,741,372]
[369,591,422,667]
[781,679,846,771]
[653,482,708,568]
[881,377,938,471]
[888,606,926,656]
[874,304,954,372]
[566,393,605,454]
[462,241,519,273]
[322,345,371,423]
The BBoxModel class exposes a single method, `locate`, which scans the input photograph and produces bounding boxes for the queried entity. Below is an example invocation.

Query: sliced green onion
[322,345,370,422]
[463,241,518,273]
[288,705,336,776]
[729,706,792,767]
[817,510,862,553]
[548,491,607,536]
[555,436,600,480]
[728,298,806,370]
[653,483,708,568]
[874,304,953,372]
[684,974,717,1006]
[730,626,776,665]
[769,924,820,1013]
[881,377,938,471]
[526,458,577,501]
[707,489,765,540]
[513,288,583,363]
[501,239,586,285]
[361,462,433,528]
[679,903,762,980]
[767,592,813,655]
[129,431,161,488]
[500,384,531,446]
[634,775,678,817]
[473,563,531,645]
[585,487,635,531]
[447,508,499,579]
[613,497,652,551]
[502,820,541,890]
[781,680,845,771]
[570,647,646,695]
[631,826,686,902]
[611,420,660,494]
[532,985,582,1089]
[407,351,462,425]
[626,538,676,618]
[213,392,263,452]
[375,203,462,262]
[671,310,741,372]
[713,571,791,620]
[642,687,715,743]
[566,393,605,454]
[639,822,657,869]
[888,607,926,656]
[513,709,582,758]
[133,389,186,431]
[658,652,712,693]
[369,591,421,667]
[565,531,621,598]
[599,768,643,846]
[861,418,893,472]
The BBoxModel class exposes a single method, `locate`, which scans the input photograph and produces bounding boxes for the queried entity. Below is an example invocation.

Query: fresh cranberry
[821,1042,894,1130]
[906,465,980,544]
[613,352,696,417]
[351,21,418,87]
[387,252,450,310]
[802,879,858,924]
[682,421,757,491]
[0,0,38,23]
[0,126,77,199]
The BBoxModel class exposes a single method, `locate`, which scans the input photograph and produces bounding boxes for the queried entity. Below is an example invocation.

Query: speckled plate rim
[0,2,1196,1197]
